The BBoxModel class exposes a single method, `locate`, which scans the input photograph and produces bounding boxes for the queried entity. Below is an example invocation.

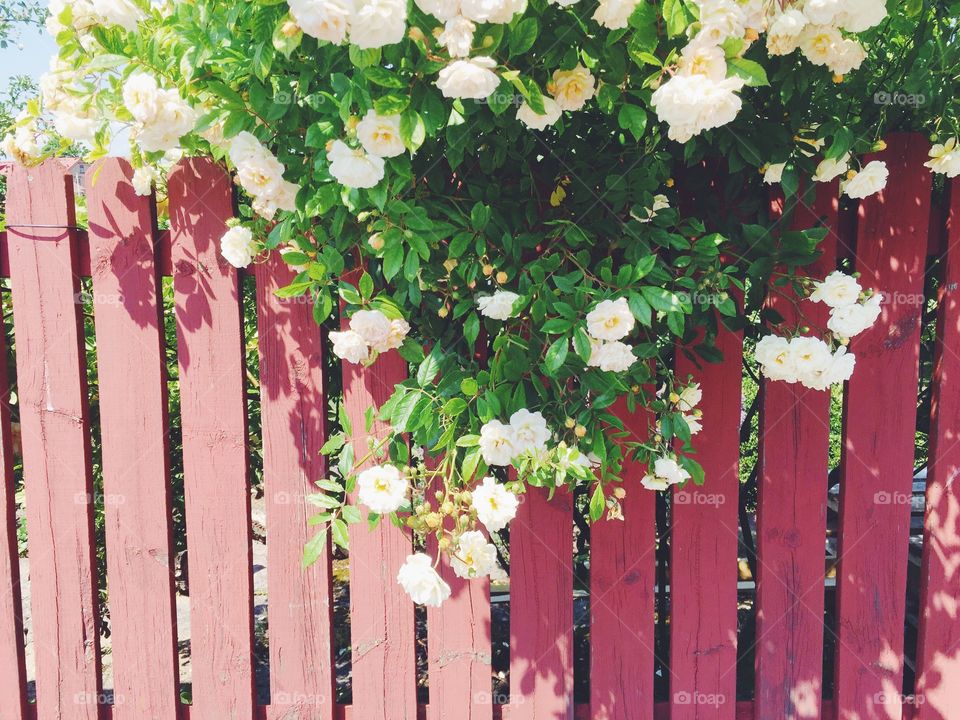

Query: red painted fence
[0,133,955,720]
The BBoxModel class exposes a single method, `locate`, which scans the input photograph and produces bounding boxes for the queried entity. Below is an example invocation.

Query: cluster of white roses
[1,111,43,165]
[47,0,145,36]
[765,136,890,200]
[288,0,407,49]
[479,409,551,466]
[925,138,960,179]
[38,57,99,144]
[641,456,692,492]
[325,110,405,189]
[329,309,411,364]
[652,0,886,144]
[476,289,520,320]
[122,73,196,154]
[586,298,637,373]
[227,132,300,221]
[755,271,881,390]
[219,226,258,269]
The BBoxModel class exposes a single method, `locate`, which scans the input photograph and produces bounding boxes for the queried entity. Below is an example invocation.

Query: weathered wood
[671,324,743,720]
[915,178,960,720]
[168,158,256,719]
[340,335,417,720]
[590,397,656,720]
[754,184,839,720]
[254,255,335,720]
[6,160,101,720]
[834,134,932,720]
[86,158,180,720]
[506,486,574,720]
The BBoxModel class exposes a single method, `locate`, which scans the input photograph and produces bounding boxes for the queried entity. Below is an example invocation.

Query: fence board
[670,324,743,720]
[86,158,180,720]
[915,178,960,720]
[834,134,932,720]
[6,160,101,720]
[590,397,656,720]
[425,471,493,720]
[168,158,256,719]
[341,344,417,720]
[254,255,335,720]
[754,184,839,720]
[0,225,28,720]
[506,486,574,720]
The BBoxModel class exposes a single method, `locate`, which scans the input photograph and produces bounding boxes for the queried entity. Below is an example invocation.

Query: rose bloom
[415,0,461,21]
[787,336,834,386]
[471,476,520,532]
[122,72,161,123]
[91,0,145,31]
[478,420,517,466]
[766,8,807,56]
[349,309,393,350]
[813,153,850,182]
[397,554,451,607]
[925,138,960,178]
[438,16,475,58]
[329,330,370,364]
[516,97,562,131]
[132,166,158,197]
[436,56,500,100]
[451,531,498,579]
[356,110,405,158]
[641,456,690,491]
[763,163,785,185]
[592,0,641,30]
[548,64,596,111]
[827,294,883,339]
[477,290,519,320]
[357,464,409,514]
[586,297,635,341]
[755,334,796,383]
[588,340,636,373]
[811,271,862,308]
[651,73,744,143]
[460,0,523,24]
[220,226,256,269]
[841,161,888,199]
[509,409,551,455]
[327,139,386,188]
[349,0,407,49]
[288,0,352,44]
[677,383,702,412]
[677,42,727,82]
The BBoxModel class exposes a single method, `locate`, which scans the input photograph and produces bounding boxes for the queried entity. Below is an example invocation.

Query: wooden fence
[0,132,957,720]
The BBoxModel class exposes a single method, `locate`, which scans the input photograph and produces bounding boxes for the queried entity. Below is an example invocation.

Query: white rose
[826,346,856,385]
[356,110,405,158]
[651,73,744,143]
[592,0,641,30]
[53,111,98,143]
[694,0,746,46]
[586,297,634,341]
[349,309,393,350]
[236,148,287,201]
[471,475,519,532]
[357,464,409,514]
[288,0,353,44]
[835,0,887,32]
[677,383,702,412]
[683,414,702,435]
[763,163,786,185]
[349,0,407,49]
[810,271,862,308]
[132,166,159,197]
[397,553,451,607]
[477,290,519,320]
[548,64,596,111]
[828,39,866,76]
[827,293,882,339]
[384,318,410,351]
[755,334,796,382]
[801,0,842,25]
[122,72,161,123]
[641,456,690,491]
[478,420,517,466]
[436,56,500,100]
[925,138,960,178]
[788,336,834,386]
[437,15,475,57]
[451,531,498,579]
[460,0,523,23]
[588,340,636,373]
[798,24,843,68]
[252,180,300,221]
[415,0,461,21]
[516,97,562,131]
[135,92,196,152]
[91,0,144,30]
[766,8,807,56]
[638,194,670,222]
[219,226,257,269]
[509,409,551,454]
[841,160,888,199]
[229,131,266,166]
[813,153,850,182]
[327,139,385,188]
[678,42,727,82]
[329,330,371,364]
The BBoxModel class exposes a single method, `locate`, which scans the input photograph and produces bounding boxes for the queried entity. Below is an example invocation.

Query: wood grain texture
[671,324,743,720]
[86,158,180,720]
[506,486,574,720]
[6,161,101,720]
[340,338,417,720]
[754,184,839,720]
[914,178,960,720]
[834,134,932,720]
[590,397,656,720]
[254,255,335,720]
[168,158,256,720]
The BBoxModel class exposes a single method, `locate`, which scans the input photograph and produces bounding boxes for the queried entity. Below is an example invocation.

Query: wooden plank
[86,158,180,720]
[834,133,932,720]
[425,470,493,720]
[6,160,101,720]
[340,336,417,720]
[0,229,28,720]
[914,177,960,720]
[254,255,335,720]
[168,158,255,719]
[590,397,656,720]
[754,184,839,720]
[670,324,743,720]
[506,486,574,720]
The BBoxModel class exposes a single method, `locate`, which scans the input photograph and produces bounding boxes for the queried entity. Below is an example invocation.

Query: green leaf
[302,531,328,568]
[727,58,769,87]
[400,109,426,152]
[544,336,569,372]
[331,518,350,549]
[509,17,538,55]
[662,0,693,38]
[365,66,406,88]
[573,327,593,362]
[417,347,443,387]
[641,286,683,313]
[359,271,374,299]
[617,104,648,141]
[589,484,605,521]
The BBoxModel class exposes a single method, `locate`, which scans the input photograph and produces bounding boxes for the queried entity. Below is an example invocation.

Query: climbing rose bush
[7,0,959,604]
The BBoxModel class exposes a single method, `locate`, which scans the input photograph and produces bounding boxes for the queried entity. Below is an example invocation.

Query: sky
[1,22,57,91]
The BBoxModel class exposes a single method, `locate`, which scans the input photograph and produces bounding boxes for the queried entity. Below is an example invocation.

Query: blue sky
[1,23,57,90]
